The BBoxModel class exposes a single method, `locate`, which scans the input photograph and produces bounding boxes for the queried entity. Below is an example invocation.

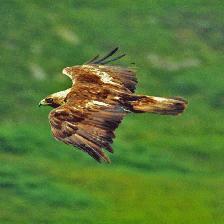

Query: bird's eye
[46,98,53,103]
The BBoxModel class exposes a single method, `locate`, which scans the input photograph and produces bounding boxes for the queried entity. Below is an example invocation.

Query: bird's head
[39,89,71,108]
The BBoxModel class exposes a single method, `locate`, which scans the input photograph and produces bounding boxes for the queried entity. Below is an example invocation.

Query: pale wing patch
[82,65,118,85]
[98,71,114,84]
[114,96,120,100]
[86,100,110,107]
[92,100,110,106]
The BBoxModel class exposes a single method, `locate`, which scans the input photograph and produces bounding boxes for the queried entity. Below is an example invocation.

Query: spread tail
[129,95,187,115]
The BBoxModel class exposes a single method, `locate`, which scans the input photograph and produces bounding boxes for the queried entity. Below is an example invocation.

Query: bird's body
[39,48,187,163]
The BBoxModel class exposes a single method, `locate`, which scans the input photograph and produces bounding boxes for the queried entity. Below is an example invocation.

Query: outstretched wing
[49,100,128,163]
[62,48,137,94]
[49,48,136,162]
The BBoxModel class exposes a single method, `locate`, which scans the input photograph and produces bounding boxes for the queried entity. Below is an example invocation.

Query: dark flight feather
[84,54,100,64]
[100,54,126,65]
[93,47,119,64]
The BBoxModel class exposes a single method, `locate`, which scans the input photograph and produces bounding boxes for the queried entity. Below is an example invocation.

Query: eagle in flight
[39,48,187,163]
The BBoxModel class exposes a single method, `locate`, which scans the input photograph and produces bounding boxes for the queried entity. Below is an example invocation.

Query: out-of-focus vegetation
[0,1,224,223]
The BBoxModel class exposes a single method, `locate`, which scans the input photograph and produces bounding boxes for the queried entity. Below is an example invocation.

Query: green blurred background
[0,0,224,223]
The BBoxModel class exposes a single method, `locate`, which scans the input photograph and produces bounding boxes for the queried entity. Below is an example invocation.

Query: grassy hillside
[0,1,223,223]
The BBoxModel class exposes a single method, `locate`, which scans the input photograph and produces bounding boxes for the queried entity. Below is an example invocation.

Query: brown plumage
[39,48,187,163]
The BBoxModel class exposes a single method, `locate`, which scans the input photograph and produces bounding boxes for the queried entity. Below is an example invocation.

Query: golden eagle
[39,48,187,163]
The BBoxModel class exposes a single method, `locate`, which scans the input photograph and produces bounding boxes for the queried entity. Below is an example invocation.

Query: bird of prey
[39,48,187,163]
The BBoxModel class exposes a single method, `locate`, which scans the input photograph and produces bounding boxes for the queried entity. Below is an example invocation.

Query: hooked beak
[38,99,46,107]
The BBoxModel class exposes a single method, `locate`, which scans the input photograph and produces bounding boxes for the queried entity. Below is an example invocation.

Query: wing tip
[86,47,126,65]
[95,154,111,164]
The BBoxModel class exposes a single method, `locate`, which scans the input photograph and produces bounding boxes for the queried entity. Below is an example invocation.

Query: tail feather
[129,95,187,115]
